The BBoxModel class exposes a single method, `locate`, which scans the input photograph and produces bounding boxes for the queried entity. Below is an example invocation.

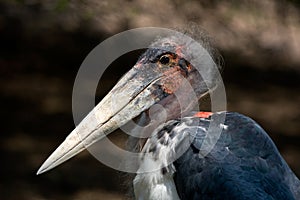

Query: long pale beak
[37,41,214,174]
[37,64,167,175]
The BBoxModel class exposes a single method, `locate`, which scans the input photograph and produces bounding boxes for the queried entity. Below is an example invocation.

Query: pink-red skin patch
[193,111,213,118]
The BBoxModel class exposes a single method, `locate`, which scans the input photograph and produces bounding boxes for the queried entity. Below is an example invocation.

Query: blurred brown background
[1,0,300,199]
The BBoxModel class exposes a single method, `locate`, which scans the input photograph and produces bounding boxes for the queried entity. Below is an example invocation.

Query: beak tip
[36,161,51,175]
[36,132,87,176]
[36,168,43,175]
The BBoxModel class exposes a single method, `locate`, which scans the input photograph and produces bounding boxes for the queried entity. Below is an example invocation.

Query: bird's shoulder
[167,111,298,200]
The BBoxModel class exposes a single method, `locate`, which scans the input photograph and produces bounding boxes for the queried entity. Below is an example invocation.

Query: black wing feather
[173,112,299,200]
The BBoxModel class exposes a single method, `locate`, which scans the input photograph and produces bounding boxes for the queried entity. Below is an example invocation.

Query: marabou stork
[37,29,300,200]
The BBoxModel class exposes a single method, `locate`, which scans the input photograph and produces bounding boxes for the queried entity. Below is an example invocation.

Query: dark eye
[159,55,171,65]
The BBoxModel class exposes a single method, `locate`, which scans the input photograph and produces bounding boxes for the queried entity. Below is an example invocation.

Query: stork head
[37,30,222,174]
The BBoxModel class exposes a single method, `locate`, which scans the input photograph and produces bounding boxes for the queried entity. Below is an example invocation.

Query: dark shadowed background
[1,0,300,199]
